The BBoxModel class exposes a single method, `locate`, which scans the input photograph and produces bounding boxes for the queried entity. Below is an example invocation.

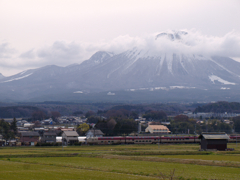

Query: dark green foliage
[10,117,18,136]
[72,110,83,116]
[105,109,139,119]
[170,117,196,134]
[0,106,40,118]
[113,118,138,135]
[143,111,167,121]
[96,118,137,136]
[31,110,47,121]
[36,142,60,146]
[87,116,102,124]
[0,119,15,140]
[233,116,240,132]
[85,111,95,118]
[194,101,240,113]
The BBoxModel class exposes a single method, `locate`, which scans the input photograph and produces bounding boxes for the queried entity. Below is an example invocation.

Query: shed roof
[199,132,229,140]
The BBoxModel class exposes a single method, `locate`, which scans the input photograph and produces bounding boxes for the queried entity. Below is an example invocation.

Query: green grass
[0,144,240,180]
[154,154,240,162]
[0,160,156,180]
[5,156,240,180]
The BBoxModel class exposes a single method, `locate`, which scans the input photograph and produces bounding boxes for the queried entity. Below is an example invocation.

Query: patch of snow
[155,87,168,90]
[139,88,149,90]
[1,73,33,83]
[20,70,27,75]
[221,87,230,90]
[107,92,115,95]
[210,58,240,78]
[73,91,83,93]
[209,75,236,85]
[170,86,196,89]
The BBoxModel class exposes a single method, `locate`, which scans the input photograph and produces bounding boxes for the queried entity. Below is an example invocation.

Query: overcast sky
[0,0,240,76]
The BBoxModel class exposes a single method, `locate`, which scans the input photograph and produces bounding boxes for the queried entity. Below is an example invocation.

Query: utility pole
[194,124,196,135]
[236,134,238,148]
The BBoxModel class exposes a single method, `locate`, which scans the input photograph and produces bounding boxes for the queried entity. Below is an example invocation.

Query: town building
[62,131,79,145]
[20,131,40,146]
[86,129,104,138]
[199,132,230,151]
[145,125,170,134]
[41,131,57,143]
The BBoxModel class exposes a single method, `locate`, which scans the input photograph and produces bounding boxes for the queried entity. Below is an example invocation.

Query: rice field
[0,143,240,180]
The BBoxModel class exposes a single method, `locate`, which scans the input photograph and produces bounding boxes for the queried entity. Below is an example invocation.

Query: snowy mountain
[0,73,4,79]
[1,31,240,102]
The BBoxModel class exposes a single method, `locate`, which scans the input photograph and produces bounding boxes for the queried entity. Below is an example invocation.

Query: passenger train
[86,135,240,145]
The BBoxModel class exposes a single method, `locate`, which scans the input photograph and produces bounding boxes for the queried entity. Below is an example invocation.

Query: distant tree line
[194,101,240,113]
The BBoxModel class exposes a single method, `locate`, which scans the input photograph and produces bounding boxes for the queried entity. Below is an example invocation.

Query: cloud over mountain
[1,29,240,76]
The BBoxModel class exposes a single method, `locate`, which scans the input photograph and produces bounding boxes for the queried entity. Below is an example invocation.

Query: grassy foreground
[0,143,240,180]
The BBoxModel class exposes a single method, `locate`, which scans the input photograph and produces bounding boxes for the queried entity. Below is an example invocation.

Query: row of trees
[169,115,239,134]
[0,118,17,140]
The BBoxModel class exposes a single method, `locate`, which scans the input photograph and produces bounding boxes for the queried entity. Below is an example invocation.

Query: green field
[0,144,240,180]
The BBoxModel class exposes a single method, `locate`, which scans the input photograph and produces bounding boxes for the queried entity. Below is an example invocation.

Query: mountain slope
[0,31,240,102]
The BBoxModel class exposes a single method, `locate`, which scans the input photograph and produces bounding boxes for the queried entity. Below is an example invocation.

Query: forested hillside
[194,101,240,113]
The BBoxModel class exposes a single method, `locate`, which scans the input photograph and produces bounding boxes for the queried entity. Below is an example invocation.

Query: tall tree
[77,123,90,136]
[10,117,18,136]
[0,119,14,140]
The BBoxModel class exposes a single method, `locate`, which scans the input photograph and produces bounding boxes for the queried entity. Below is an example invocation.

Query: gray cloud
[0,42,15,59]
[1,29,240,76]
[20,49,35,59]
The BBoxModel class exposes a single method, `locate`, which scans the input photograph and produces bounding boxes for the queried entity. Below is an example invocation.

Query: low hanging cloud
[16,29,240,67]
[1,29,240,76]
[0,42,16,59]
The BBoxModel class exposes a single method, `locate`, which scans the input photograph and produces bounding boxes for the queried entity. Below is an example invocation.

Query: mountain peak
[0,73,5,79]
[155,30,188,41]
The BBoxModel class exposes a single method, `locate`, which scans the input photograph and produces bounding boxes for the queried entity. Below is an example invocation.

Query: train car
[228,135,240,143]
[86,135,201,145]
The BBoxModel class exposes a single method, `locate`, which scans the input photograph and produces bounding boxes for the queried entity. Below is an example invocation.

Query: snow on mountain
[1,73,33,83]
[209,75,236,85]
[0,30,240,102]
[0,73,4,79]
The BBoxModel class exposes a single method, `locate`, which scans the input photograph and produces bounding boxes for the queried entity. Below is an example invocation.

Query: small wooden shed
[199,132,229,151]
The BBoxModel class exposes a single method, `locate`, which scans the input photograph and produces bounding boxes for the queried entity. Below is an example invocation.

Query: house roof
[148,125,169,130]
[86,129,104,135]
[63,131,79,137]
[199,132,230,140]
[21,131,39,137]
[44,132,57,136]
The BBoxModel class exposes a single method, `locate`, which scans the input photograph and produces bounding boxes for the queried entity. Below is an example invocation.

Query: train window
[108,141,110,143]
[146,140,148,142]
[142,141,145,142]
[136,141,138,142]
[139,141,141,142]
[101,141,103,143]
[112,141,114,143]
[149,140,151,142]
